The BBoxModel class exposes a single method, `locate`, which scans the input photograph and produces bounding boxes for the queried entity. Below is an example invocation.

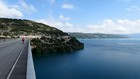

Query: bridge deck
[8,40,28,79]
[0,39,29,79]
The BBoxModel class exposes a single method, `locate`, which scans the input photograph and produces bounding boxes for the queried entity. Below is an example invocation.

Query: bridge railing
[26,40,36,79]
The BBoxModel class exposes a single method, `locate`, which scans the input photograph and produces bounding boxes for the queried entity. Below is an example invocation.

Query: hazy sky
[0,0,140,34]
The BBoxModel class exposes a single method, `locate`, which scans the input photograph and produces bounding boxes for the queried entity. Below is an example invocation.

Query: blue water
[33,39,140,79]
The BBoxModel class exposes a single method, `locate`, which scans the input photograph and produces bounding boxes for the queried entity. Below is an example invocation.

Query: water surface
[34,39,140,79]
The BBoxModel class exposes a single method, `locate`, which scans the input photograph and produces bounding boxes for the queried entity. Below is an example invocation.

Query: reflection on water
[34,39,140,79]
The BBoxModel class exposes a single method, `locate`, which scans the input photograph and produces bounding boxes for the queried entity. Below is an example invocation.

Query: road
[0,39,28,79]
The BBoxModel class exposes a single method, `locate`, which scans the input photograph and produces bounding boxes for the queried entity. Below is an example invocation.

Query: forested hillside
[0,18,84,54]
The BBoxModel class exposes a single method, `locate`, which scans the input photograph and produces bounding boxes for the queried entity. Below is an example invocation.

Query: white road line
[6,41,26,79]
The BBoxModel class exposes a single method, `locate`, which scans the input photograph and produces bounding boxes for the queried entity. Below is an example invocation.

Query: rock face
[0,18,84,54]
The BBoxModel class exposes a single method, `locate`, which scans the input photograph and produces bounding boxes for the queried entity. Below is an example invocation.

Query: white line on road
[6,42,26,79]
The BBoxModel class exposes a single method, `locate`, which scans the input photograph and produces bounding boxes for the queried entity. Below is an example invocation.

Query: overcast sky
[0,0,140,34]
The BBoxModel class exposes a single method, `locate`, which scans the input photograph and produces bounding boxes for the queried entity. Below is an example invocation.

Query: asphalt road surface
[0,39,28,79]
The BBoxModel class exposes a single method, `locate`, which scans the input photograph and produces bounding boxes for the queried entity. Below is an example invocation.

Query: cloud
[49,0,55,5]
[36,15,77,32]
[126,5,140,12]
[0,0,36,18]
[59,15,70,21]
[37,18,140,34]
[37,18,76,32]
[82,19,140,34]
[61,3,75,9]
[19,0,36,13]
[0,0,23,18]
[37,18,65,28]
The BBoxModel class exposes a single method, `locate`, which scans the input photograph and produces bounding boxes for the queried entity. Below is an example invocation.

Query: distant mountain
[0,18,84,54]
[68,33,128,39]
[128,33,140,38]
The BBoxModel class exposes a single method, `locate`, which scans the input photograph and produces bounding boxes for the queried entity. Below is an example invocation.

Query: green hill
[68,33,128,39]
[0,18,84,54]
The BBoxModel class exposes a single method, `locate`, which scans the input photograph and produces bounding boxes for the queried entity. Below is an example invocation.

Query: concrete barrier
[26,40,36,79]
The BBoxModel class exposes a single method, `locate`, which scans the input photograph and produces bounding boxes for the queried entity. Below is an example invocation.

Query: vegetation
[31,37,84,54]
[0,18,65,37]
[68,33,128,39]
[0,18,84,54]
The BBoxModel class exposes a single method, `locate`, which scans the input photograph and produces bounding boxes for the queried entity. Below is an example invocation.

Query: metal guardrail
[26,40,36,79]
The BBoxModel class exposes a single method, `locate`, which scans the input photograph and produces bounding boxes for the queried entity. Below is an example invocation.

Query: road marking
[6,41,26,79]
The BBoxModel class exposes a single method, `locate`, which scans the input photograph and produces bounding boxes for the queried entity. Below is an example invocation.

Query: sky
[0,0,140,34]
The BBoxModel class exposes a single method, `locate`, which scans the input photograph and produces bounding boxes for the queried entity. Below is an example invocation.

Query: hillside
[0,18,65,37]
[0,18,84,54]
[68,33,128,39]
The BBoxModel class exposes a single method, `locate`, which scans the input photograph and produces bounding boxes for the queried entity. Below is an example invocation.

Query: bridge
[0,39,36,79]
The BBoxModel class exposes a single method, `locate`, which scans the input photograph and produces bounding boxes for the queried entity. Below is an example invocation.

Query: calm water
[33,39,140,79]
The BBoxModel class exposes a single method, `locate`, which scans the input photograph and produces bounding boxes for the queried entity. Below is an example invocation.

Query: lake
[33,39,140,79]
